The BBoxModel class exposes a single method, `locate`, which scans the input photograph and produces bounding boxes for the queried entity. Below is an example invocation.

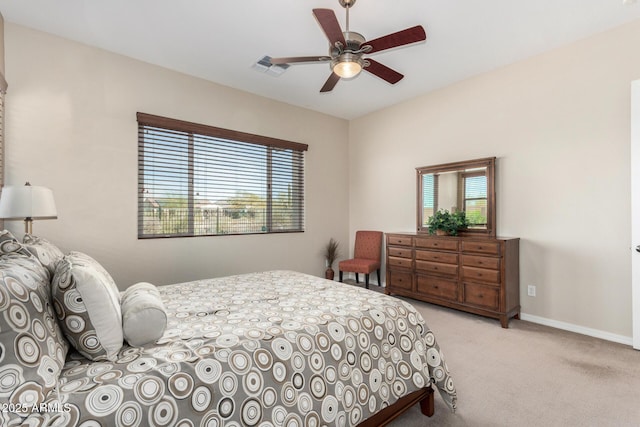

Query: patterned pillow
[51,251,123,361]
[121,282,168,346]
[0,229,32,257]
[22,234,65,278]
[0,254,69,421]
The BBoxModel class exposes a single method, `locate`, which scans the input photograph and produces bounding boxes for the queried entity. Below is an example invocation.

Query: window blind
[421,173,437,225]
[137,113,307,238]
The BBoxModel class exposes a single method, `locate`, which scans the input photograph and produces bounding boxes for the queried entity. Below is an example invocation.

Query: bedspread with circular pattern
[20,270,457,427]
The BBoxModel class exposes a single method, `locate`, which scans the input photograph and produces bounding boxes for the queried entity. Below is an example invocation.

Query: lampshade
[0,182,57,233]
[332,53,364,79]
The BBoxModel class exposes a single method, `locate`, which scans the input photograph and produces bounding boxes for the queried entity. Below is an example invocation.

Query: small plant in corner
[324,238,340,268]
[323,238,340,280]
[427,209,470,236]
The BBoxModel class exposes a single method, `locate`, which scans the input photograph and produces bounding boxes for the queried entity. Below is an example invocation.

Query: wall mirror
[417,157,496,236]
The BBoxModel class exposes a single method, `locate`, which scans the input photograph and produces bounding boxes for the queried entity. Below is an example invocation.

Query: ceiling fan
[269,0,427,93]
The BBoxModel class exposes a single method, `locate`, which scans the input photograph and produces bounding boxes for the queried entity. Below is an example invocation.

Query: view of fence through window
[137,114,306,238]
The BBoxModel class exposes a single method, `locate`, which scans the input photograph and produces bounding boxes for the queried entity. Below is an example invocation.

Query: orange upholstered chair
[339,231,383,289]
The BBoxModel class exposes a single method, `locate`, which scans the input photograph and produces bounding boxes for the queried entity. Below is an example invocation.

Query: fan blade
[270,56,331,65]
[320,73,341,93]
[313,8,346,48]
[363,59,404,84]
[363,25,426,54]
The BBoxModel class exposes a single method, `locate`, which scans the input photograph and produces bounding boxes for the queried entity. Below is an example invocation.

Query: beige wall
[3,23,350,288]
[0,13,4,75]
[349,20,640,339]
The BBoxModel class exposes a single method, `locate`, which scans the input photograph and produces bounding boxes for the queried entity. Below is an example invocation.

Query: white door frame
[631,80,640,350]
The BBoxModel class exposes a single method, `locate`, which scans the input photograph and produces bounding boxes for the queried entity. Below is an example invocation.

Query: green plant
[427,209,470,236]
[324,238,340,268]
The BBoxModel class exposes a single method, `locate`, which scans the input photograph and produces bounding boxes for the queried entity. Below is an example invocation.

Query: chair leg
[355,273,359,283]
[377,269,381,286]
[339,271,343,282]
[365,274,370,289]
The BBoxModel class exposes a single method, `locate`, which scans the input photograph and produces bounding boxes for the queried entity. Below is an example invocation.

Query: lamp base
[24,218,33,235]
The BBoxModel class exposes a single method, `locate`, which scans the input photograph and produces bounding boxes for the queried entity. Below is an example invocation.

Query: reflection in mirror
[422,168,487,227]
[417,157,496,236]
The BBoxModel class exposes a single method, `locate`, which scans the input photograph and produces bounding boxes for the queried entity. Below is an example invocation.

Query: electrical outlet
[527,285,536,297]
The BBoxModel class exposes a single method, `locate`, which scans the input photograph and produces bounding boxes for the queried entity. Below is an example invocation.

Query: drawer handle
[434,285,439,289]
[478,294,483,298]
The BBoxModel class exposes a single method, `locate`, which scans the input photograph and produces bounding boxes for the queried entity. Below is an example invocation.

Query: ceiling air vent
[252,56,289,77]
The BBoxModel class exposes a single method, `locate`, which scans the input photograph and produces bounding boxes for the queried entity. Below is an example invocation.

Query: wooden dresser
[385,233,520,328]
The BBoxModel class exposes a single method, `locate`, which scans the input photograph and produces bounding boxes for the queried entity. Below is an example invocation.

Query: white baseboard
[519,313,633,346]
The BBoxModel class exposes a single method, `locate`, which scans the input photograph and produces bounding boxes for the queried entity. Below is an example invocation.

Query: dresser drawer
[416,250,458,264]
[416,275,458,300]
[463,282,499,310]
[388,271,412,290]
[389,256,412,269]
[415,237,459,251]
[462,255,500,270]
[416,260,458,277]
[461,241,500,255]
[462,266,500,284]
[388,246,412,258]
[388,235,413,246]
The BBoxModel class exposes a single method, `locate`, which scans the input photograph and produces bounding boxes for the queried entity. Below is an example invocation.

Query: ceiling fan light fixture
[332,53,364,79]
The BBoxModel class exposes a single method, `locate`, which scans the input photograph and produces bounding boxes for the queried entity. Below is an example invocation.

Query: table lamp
[0,182,57,234]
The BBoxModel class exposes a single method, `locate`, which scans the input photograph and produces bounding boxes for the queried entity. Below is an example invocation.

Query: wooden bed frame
[358,386,434,427]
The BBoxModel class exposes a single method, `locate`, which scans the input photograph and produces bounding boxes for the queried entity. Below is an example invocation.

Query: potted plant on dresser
[427,209,470,236]
[323,238,340,280]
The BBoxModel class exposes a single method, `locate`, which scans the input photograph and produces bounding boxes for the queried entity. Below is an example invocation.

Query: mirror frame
[416,157,496,237]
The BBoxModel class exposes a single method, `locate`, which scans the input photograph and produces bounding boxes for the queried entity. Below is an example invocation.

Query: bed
[0,232,457,427]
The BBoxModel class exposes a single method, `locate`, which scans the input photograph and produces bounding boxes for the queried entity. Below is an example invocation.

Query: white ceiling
[1,0,639,120]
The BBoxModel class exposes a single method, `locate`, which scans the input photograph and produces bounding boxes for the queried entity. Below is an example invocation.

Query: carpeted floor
[352,285,640,427]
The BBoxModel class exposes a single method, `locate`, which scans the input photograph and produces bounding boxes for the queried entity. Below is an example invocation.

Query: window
[137,113,307,238]
[421,173,438,226]
[462,172,487,226]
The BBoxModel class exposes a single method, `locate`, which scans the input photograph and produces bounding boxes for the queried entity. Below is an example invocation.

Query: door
[632,80,640,350]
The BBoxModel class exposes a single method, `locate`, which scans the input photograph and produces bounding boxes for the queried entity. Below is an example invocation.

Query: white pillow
[51,252,123,361]
[121,282,167,347]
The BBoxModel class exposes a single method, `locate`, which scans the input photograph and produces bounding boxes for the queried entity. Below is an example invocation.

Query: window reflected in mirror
[417,157,496,236]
